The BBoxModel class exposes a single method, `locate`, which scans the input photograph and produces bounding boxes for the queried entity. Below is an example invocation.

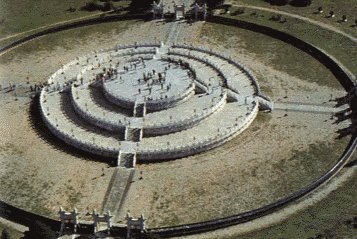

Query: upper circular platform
[103,58,195,111]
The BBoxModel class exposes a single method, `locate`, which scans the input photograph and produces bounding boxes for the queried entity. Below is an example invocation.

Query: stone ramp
[101,167,135,218]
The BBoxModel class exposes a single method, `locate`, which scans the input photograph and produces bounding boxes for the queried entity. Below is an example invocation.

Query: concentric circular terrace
[39,43,264,166]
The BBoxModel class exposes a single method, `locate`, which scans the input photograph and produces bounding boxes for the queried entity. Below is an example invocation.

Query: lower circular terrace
[39,43,263,166]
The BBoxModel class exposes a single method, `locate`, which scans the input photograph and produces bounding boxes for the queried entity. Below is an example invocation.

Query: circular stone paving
[39,42,269,167]
[104,58,194,111]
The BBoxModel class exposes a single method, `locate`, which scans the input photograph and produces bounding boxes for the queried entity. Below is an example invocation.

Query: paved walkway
[164,0,195,45]
[274,102,348,114]
[102,168,134,218]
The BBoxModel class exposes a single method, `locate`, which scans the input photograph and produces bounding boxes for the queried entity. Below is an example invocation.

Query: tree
[196,0,224,9]
[1,229,11,239]
[205,0,224,9]
[81,0,115,12]
[81,0,102,11]
[128,0,153,12]
[290,0,312,7]
[269,0,289,6]
[29,221,56,239]
[102,1,114,11]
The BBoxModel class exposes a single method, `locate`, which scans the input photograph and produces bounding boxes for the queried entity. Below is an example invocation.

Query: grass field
[229,0,357,36]
[202,22,343,90]
[0,19,136,61]
[229,168,357,239]
[0,0,131,42]
[221,7,357,77]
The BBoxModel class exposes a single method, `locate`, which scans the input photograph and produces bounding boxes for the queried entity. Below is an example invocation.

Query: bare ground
[0,19,352,229]
[171,166,357,239]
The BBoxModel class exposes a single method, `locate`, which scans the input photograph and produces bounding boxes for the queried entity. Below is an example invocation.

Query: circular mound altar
[39,43,264,167]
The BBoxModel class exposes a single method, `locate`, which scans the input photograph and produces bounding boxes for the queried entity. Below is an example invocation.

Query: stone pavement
[274,102,349,114]
[102,168,135,219]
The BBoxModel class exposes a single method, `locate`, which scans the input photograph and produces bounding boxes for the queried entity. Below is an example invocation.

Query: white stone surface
[40,43,260,162]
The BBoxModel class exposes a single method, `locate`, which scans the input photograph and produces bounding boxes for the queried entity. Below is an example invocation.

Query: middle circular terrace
[39,43,263,165]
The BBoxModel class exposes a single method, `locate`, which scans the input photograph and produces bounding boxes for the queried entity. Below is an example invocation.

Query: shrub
[1,229,11,239]
[81,0,115,12]
[102,1,114,11]
[81,1,102,11]
[290,0,312,7]
[29,221,56,239]
[129,0,153,12]
[269,0,289,6]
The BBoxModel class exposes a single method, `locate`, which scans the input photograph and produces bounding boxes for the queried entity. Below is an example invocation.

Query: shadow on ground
[28,94,117,166]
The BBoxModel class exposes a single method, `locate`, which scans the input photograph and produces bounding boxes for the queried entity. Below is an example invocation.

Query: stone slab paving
[104,59,193,110]
[138,100,257,153]
[71,84,127,131]
[143,90,226,133]
[274,102,349,114]
[41,91,119,156]
[170,47,257,97]
[71,64,226,134]
[162,0,196,44]
[102,168,135,216]
[164,55,221,89]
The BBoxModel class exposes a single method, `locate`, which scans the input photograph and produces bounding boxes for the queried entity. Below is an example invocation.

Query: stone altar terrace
[40,42,268,167]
